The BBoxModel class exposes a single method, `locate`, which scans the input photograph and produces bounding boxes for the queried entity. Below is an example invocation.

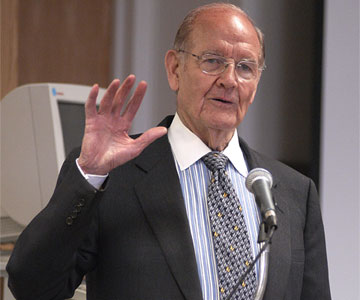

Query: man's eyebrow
[238,58,258,63]
[199,50,224,56]
[200,50,258,62]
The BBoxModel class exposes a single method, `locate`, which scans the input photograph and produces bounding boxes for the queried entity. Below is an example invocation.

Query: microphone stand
[254,240,270,300]
[225,222,276,300]
[254,223,275,300]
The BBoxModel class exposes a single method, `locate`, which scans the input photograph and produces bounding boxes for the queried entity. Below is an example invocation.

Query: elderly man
[7,3,331,300]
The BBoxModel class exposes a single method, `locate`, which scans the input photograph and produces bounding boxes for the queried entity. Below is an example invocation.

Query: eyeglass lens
[200,54,258,80]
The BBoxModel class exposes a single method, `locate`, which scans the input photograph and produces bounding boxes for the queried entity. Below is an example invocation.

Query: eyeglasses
[177,49,265,81]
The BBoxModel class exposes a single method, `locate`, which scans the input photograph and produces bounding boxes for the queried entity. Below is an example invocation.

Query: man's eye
[204,58,223,65]
[237,62,253,73]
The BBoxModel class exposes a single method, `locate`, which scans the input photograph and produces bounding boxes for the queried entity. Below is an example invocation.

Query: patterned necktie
[202,151,257,300]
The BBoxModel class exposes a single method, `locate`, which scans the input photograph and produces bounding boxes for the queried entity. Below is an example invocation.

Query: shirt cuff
[76,158,108,190]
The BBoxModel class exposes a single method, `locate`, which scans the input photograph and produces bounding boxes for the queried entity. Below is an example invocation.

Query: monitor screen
[58,101,86,156]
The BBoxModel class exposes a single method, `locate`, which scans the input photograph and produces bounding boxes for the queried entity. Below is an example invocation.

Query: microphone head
[246,168,273,193]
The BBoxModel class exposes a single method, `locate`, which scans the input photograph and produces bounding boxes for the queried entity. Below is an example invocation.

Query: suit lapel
[133,134,203,300]
[239,137,291,300]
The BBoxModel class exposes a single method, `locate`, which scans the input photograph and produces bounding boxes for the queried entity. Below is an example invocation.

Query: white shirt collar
[168,113,249,176]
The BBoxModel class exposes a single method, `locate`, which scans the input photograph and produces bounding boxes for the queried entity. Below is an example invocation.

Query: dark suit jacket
[7,116,331,300]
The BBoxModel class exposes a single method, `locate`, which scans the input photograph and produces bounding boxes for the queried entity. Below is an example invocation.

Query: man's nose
[216,63,238,88]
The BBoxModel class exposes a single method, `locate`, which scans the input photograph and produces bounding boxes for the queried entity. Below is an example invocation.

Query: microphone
[246,168,277,229]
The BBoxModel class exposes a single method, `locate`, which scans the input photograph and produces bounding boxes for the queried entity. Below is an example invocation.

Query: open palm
[78,75,167,175]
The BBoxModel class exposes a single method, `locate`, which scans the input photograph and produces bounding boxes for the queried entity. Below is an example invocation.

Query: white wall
[320,0,360,299]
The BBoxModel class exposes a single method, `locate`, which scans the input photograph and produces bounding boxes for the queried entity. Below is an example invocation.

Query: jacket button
[71,211,78,219]
[79,198,86,206]
[66,217,73,226]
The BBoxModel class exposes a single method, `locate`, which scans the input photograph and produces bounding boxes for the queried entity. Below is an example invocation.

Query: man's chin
[204,115,242,132]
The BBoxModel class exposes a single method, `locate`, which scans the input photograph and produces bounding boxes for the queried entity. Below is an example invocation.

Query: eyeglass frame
[177,49,265,80]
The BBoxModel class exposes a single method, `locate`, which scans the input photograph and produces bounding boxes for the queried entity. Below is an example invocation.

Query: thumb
[135,127,168,152]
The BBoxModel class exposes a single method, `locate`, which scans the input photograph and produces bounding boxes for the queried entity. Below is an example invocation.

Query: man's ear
[165,50,180,92]
[248,75,262,105]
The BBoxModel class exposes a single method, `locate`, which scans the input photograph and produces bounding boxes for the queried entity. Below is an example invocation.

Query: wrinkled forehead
[186,9,261,58]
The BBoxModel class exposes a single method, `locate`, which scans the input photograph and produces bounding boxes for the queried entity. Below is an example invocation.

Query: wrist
[77,156,107,176]
[76,159,108,189]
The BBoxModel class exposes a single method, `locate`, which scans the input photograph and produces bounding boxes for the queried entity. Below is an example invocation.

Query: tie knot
[201,151,229,172]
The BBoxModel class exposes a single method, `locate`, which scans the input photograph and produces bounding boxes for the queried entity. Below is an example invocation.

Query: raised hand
[78,75,167,175]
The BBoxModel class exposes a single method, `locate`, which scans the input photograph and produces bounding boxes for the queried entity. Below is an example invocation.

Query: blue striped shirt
[168,114,261,300]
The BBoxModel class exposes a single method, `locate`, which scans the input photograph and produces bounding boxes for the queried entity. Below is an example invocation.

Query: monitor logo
[52,87,64,96]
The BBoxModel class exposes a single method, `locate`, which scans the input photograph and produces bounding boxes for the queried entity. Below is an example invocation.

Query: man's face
[172,10,262,141]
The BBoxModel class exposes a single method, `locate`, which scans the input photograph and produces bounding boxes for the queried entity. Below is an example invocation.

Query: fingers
[86,75,147,126]
[98,79,121,114]
[121,80,147,123]
[111,75,137,115]
[85,84,99,119]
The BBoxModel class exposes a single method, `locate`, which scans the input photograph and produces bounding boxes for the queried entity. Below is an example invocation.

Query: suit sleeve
[301,179,332,300]
[6,150,102,300]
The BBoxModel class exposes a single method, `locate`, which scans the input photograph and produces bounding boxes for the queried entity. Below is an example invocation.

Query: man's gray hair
[173,2,265,68]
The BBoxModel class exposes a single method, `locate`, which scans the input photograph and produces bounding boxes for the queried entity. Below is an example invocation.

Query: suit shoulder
[246,147,314,191]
